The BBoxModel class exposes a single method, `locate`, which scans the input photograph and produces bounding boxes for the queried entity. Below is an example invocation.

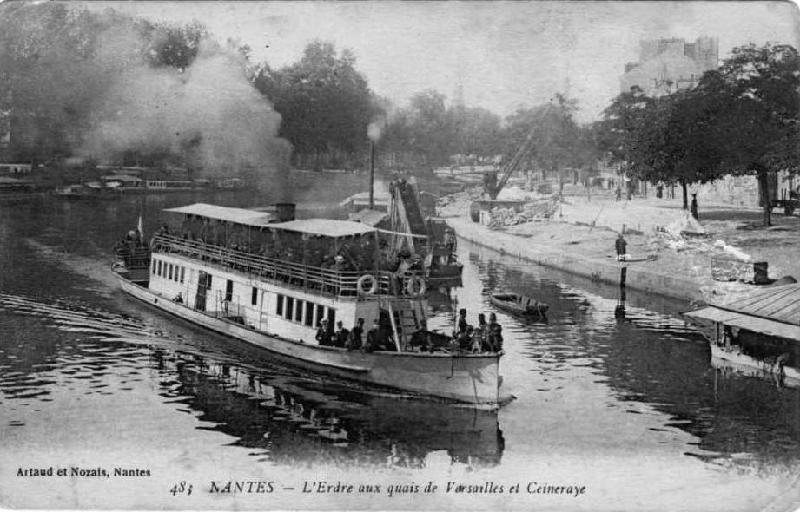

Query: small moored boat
[490,292,548,317]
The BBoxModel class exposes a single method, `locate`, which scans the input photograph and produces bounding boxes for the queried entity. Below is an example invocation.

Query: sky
[78,1,800,123]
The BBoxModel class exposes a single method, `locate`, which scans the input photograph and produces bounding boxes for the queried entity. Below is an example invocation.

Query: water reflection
[151,348,504,469]
[461,242,800,473]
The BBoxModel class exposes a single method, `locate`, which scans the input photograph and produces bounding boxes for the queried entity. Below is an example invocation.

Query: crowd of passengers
[157,217,426,280]
[158,217,386,273]
[314,308,503,353]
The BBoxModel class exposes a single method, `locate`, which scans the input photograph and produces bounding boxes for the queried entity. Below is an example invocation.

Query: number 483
[170,481,193,496]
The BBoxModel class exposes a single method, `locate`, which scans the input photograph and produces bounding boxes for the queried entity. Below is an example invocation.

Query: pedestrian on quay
[615,233,627,261]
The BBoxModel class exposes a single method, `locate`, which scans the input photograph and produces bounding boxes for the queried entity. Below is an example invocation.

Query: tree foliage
[595,43,799,222]
[698,43,800,225]
[253,41,378,168]
[504,94,595,177]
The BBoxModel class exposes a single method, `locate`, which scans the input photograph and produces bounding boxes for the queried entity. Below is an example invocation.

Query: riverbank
[441,189,800,306]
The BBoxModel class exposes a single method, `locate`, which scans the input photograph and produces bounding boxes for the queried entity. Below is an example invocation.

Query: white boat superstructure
[116,203,505,407]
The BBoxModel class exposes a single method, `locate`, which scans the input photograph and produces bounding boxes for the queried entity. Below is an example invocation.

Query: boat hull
[710,344,800,388]
[117,276,503,407]
[490,294,548,317]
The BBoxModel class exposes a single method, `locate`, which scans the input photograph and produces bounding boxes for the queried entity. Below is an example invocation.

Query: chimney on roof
[274,203,295,222]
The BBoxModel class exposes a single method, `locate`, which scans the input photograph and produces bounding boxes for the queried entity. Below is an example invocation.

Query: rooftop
[165,203,376,237]
[165,203,275,227]
[715,283,800,326]
[272,218,376,237]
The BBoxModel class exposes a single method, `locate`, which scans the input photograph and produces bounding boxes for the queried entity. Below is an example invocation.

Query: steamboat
[113,202,505,407]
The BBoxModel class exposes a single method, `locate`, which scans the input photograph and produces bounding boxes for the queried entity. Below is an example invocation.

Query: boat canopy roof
[165,203,276,227]
[273,219,376,238]
[165,203,376,238]
[102,174,142,182]
[685,306,800,341]
[714,283,800,326]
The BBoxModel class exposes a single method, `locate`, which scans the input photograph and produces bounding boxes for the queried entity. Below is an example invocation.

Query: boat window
[276,294,284,316]
[251,287,258,306]
[285,297,294,320]
[315,305,325,328]
[225,279,233,302]
[151,260,156,275]
[294,299,304,322]
[168,264,173,280]
[157,260,163,277]
[327,307,336,327]
[304,302,314,327]
[180,267,185,283]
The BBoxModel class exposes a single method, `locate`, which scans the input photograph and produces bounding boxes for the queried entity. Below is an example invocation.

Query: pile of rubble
[488,200,560,228]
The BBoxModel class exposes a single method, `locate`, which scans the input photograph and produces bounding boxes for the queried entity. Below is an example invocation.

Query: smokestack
[367,121,382,210]
[369,141,375,209]
[274,202,295,222]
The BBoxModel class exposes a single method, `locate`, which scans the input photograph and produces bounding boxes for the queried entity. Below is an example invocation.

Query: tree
[381,93,502,169]
[628,88,725,208]
[696,43,800,226]
[595,86,655,170]
[253,41,378,169]
[503,94,588,187]
[449,106,502,159]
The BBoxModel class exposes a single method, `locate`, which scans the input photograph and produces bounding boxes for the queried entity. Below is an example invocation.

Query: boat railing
[151,233,418,297]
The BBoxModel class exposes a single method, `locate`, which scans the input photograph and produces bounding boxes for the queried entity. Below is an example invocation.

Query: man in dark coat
[615,233,627,261]
[334,321,349,348]
[347,318,365,351]
[315,319,333,346]
[488,313,503,352]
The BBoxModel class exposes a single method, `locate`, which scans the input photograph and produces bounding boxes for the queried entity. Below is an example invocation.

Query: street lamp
[367,122,381,209]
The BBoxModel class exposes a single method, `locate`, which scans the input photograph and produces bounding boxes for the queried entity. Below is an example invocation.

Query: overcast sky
[80,1,800,123]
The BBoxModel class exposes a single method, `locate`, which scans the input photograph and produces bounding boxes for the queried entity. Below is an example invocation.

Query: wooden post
[614,266,626,319]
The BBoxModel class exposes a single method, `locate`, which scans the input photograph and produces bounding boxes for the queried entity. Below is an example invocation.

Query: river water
[1,180,798,511]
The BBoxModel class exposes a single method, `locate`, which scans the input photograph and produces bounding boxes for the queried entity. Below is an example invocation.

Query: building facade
[620,37,719,96]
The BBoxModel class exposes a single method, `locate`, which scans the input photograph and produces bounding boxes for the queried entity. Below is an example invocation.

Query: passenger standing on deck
[334,321,349,348]
[347,318,365,351]
[456,308,468,336]
[488,313,503,352]
[615,233,627,261]
[364,319,380,352]
[474,313,489,352]
[316,319,332,346]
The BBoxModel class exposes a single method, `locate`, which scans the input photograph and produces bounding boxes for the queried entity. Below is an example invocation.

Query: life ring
[357,274,377,295]
[405,276,427,296]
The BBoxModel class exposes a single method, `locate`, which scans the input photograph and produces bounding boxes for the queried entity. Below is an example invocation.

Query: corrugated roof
[102,174,142,182]
[714,284,800,326]
[271,219,375,237]
[164,203,275,227]
[685,306,800,341]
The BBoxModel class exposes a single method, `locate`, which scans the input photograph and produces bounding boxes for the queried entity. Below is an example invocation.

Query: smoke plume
[0,3,291,184]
